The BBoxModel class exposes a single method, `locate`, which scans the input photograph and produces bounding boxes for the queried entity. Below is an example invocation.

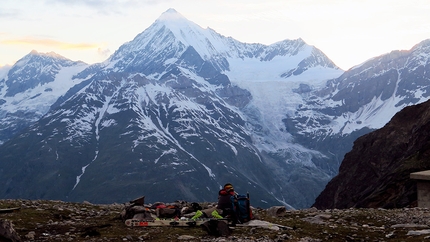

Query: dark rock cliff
[313,99,430,209]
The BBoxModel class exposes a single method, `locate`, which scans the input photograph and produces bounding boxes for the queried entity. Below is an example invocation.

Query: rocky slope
[313,98,430,209]
[2,199,430,241]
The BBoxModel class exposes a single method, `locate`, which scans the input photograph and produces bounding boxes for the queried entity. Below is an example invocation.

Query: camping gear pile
[120,195,255,236]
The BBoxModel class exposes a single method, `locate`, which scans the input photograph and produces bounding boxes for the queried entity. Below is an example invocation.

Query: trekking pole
[247,192,253,220]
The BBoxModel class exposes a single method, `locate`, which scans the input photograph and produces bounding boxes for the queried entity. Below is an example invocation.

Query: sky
[1,0,430,70]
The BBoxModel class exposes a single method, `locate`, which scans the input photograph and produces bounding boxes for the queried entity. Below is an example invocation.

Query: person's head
[223,183,234,192]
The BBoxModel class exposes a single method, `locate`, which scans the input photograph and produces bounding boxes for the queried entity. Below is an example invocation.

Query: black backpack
[201,220,231,237]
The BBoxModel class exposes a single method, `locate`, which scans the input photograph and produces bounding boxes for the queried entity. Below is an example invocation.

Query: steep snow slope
[0,51,88,144]
[104,8,344,162]
[226,56,343,152]
[297,39,430,138]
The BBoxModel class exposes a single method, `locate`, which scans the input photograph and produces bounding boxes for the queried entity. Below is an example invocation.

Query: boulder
[266,206,287,217]
[0,219,22,242]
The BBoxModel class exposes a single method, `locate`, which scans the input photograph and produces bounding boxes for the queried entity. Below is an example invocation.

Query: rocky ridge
[313,98,430,209]
[2,199,430,241]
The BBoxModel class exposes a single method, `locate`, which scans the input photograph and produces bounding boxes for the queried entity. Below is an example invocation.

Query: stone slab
[410,170,430,181]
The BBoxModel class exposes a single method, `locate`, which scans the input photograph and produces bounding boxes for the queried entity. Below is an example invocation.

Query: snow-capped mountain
[279,39,430,178]
[1,9,430,209]
[0,9,342,208]
[323,39,430,133]
[0,51,88,144]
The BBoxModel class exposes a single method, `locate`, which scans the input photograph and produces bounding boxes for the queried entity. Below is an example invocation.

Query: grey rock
[0,219,22,242]
[391,223,429,228]
[266,206,286,217]
[407,229,430,236]
[178,235,197,240]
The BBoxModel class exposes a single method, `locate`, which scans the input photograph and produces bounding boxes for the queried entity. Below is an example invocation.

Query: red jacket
[217,189,235,210]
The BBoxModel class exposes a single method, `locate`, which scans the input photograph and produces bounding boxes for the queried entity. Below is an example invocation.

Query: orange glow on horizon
[1,37,99,50]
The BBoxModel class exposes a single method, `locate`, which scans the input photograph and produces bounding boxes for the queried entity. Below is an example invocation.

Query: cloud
[1,37,99,50]
[0,8,19,18]
[97,48,111,58]
[43,0,167,16]
[45,0,166,9]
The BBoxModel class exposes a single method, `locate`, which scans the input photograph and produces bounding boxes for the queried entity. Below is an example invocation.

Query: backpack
[201,220,231,237]
[231,193,254,223]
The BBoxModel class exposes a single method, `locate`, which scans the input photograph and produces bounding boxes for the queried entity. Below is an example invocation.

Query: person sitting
[216,183,236,217]
[192,183,237,220]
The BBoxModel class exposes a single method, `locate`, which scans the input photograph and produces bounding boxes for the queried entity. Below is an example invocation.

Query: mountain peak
[116,8,221,60]
[162,8,179,15]
[157,8,188,24]
[152,8,205,43]
[28,50,68,60]
[411,39,430,54]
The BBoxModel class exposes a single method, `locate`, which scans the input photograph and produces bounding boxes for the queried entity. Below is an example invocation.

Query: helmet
[223,183,234,191]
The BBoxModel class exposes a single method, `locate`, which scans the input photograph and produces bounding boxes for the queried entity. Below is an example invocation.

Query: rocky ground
[2,199,430,241]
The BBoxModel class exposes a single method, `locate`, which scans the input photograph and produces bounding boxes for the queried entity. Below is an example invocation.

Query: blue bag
[231,193,254,223]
